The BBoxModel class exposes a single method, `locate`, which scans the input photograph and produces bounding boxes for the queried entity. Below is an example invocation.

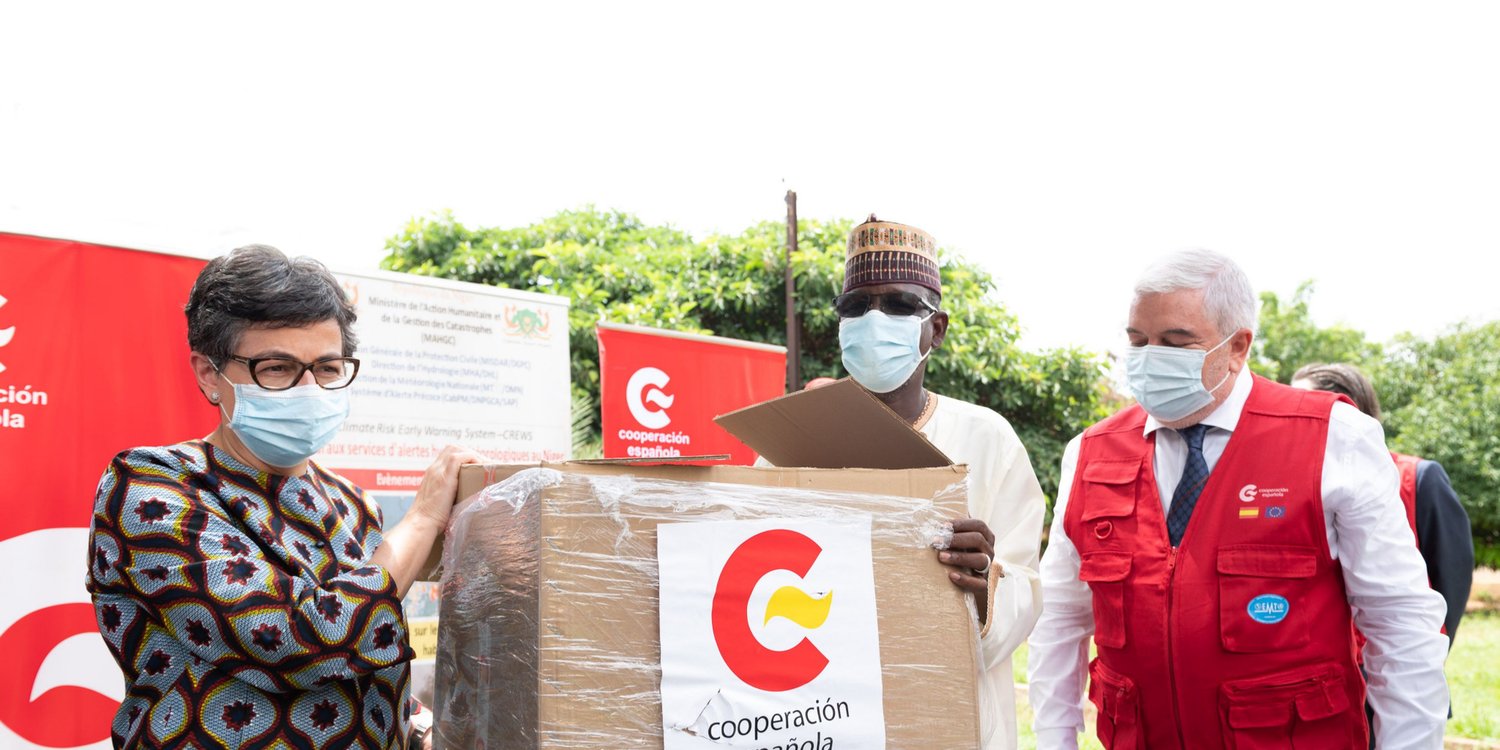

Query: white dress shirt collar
[1142,366,1254,437]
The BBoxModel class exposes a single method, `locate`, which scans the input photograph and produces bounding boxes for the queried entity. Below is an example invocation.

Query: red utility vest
[1064,376,1367,749]
[1392,451,1421,541]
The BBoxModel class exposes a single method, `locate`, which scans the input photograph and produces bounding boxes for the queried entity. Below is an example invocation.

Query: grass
[1448,610,1500,741]
[1010,610,1500,746]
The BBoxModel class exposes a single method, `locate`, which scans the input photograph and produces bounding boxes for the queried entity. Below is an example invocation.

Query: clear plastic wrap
[433,464,981,749]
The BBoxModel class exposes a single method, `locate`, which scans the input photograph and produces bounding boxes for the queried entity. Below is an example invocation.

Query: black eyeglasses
[223,355,361,391]
[833,291,939,319]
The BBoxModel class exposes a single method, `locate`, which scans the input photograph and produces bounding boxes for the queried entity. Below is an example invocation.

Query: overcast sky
[3,1,1497,357]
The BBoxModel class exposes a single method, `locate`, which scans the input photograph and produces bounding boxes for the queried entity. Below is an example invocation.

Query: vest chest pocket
[1089,658,1145,750]
[1217,545,1319,653]
[1079,459,1141,531]
[1218,662,1356,749]
[1080,552,1132,649]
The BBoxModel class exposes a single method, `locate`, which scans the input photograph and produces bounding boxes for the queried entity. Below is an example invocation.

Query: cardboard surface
[713,378,952,469]
[438,462,979,749]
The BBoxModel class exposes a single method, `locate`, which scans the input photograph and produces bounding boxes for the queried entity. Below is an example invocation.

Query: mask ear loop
[1205,369,1233,395]
[1205,333,1235,355]
[1203,332,1239,396]
[916,310,937,361]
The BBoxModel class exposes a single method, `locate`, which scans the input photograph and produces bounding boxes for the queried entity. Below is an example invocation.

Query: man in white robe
[768,215,1046,750]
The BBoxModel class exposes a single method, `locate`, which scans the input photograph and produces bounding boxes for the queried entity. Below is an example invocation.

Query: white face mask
[838,309,933,394]
[219,378,350,468]
[1123,335,1234,422]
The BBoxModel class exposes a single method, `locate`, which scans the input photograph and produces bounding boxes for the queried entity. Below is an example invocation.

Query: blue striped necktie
[1166,423,1211,546]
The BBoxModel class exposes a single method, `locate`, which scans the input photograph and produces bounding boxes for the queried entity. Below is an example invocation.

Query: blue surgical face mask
[839,309,933,394]
[219,377,350,468]
[1124,335,1234,422]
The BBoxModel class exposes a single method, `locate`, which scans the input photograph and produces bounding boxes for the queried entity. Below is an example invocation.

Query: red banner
[597,323,786,465]
[0,233,214,748]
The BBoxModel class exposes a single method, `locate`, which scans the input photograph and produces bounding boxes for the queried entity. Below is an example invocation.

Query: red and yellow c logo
[711,529,832,692]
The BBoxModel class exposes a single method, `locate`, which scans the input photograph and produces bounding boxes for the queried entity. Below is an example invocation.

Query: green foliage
[1252,281,1382,383]
[570,389,601,460]
[1444,610,1500,741]
[1476,543,1500,571]
[1374,322,1500,553]
[1253,285,1497,562]
[382,208,701,411]
[382,207,1112,503]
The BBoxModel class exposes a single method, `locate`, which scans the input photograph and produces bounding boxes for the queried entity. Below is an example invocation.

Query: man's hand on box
[939,518,995,625]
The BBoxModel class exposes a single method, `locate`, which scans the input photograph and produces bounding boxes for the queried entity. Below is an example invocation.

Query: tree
[1374,323,1500,567]
[381,208,1112,506]
[1251,283,1498,567]
[1253,281,1382,383]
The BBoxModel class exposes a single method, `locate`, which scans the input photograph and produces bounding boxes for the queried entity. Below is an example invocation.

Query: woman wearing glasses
[86,245,481,749]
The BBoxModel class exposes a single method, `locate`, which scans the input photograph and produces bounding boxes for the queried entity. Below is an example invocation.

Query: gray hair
[185,244,358,366]
[1133,248,1257,338]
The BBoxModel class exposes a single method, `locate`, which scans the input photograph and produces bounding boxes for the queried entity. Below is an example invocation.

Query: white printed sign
[657,517,886,750]
[321,269,572,478]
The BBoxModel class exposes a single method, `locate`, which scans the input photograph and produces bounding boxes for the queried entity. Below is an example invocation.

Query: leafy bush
[1252,281,1383,383]
[1375,322,1500,559]
[1256,286,1498,564]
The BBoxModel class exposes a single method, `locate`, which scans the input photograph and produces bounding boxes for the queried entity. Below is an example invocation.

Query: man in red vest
[1027,249,1449,749]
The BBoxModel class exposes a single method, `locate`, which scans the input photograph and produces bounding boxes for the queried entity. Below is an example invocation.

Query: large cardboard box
[434,462,980,749]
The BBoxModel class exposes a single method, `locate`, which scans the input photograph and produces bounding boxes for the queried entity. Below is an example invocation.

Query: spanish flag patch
[1238,507,1260,519]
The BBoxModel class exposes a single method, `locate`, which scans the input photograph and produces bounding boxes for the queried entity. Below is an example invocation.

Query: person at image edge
[86,245,484,749]
[1292,361,1473,747]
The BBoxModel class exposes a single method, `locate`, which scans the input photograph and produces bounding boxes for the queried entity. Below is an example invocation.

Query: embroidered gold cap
[844,214,941,293]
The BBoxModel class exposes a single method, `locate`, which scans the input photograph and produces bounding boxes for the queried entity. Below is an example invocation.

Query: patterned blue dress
[87,441,418,748]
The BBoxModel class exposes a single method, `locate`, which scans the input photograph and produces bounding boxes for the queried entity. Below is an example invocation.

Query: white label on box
[658,517,886,749]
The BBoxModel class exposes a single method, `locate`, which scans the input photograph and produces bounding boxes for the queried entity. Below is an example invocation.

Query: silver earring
[210,392,221,403]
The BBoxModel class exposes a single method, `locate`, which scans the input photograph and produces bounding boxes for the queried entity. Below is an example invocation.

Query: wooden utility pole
[784,190,801,392]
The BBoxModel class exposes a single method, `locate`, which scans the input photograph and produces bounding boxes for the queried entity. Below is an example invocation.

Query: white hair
[1133,248,1257,337]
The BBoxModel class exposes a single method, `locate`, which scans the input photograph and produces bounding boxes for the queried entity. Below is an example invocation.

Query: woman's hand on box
[409,445,488,531]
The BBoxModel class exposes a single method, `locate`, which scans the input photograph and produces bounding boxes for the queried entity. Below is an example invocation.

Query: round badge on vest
[1247,594,1290,624]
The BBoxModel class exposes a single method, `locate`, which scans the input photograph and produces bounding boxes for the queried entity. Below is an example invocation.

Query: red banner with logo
[0,233,214,749]
[597,322,786,464]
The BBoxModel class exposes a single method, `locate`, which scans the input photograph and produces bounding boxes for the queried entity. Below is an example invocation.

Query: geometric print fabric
[87,441,417,748]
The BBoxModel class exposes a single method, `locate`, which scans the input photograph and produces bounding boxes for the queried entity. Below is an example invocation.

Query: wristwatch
[408,710,434,748]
